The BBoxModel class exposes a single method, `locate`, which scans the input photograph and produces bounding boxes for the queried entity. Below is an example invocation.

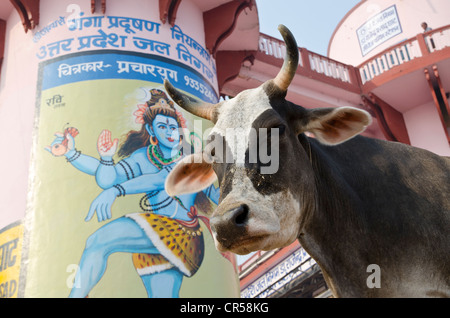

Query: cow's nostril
[233,204,249,226]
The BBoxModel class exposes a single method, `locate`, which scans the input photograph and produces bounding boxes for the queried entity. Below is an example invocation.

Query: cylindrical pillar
[0,0,239,298]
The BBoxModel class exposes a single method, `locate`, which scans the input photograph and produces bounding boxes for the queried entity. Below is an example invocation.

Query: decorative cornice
[216,50,256,94]
[203,0,254,56]
[91,0,106,14]
[159,0,182,26]
[9,0,40,33]
[0,19,6,75]
[362,93,410,144]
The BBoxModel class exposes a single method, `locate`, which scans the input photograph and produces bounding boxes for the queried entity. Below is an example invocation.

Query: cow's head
[164,25,372,255]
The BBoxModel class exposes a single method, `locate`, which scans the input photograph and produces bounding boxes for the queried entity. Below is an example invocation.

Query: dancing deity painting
[45,88,221,298]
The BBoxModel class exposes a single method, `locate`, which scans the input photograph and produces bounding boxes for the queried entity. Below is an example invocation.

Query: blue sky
[255,0,361,56]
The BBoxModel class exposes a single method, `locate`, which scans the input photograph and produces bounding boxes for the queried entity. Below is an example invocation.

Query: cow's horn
[273,24,299,92]
[164,79,216,122]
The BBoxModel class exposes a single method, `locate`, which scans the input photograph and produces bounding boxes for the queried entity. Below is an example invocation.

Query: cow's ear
[165,152,217,196]
[301,107,372,145]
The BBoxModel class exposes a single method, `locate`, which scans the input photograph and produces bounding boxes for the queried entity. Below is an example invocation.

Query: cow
[163,25,450,297]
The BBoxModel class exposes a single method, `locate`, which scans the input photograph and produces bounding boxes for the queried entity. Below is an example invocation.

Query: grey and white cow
[164,25,450,297]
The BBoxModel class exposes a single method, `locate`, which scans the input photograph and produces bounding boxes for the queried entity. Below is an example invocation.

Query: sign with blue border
[356,5,403,56]
[40,50,218,104]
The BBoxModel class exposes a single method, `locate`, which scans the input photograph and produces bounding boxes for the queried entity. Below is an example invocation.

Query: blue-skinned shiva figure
[47,89,220,298]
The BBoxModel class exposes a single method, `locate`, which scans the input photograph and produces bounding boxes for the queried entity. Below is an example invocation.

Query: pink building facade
[329,0,450,157]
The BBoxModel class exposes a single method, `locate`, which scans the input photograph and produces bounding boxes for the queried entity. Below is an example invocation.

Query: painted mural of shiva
[46,88,221,298]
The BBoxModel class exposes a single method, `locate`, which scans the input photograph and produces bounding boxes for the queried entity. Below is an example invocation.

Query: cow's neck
[298,136,371,297]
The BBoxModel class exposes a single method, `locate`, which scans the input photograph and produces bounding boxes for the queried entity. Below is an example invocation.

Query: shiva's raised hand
[97,129,118,158]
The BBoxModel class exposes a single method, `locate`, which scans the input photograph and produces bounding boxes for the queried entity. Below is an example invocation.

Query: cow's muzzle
[210,204,249,248]
[209,203,281,254]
